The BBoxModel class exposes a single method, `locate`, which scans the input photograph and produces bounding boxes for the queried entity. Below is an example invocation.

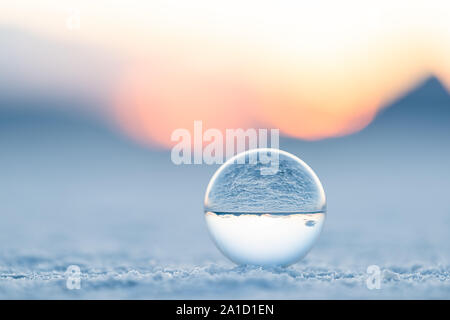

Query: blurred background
[1,1,450,298]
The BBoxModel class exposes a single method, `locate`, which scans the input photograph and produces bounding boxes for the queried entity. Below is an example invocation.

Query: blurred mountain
[0,97,104,131]
[283,76,450,154]
[360,76,450,137]
[0,26,120,104]
[2,75,449,139]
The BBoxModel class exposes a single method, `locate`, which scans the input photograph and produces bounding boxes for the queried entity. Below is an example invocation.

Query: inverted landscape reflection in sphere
[204,148,326,267]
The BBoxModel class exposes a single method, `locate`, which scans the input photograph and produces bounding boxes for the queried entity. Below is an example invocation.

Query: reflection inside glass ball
[204,148,326,266]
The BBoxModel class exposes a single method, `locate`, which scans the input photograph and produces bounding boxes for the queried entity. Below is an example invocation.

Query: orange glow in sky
[2,1,450,148]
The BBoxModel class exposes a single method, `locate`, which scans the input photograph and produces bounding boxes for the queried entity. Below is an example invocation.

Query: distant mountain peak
[364,75,450,132]
[401,76,450,101]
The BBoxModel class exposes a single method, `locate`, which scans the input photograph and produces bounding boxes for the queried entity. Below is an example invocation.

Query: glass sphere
[204,148,326,266]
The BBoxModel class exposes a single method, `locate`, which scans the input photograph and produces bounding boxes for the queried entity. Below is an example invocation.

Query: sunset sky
[2,0,450,147]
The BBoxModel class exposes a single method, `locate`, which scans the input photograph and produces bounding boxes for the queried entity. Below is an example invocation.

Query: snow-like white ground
[1,252,449,299]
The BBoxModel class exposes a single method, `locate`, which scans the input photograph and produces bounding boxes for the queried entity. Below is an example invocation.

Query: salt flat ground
[0,134,449,299]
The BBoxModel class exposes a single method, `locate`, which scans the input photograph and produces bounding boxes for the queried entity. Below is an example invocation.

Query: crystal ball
[204,148,326,266]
